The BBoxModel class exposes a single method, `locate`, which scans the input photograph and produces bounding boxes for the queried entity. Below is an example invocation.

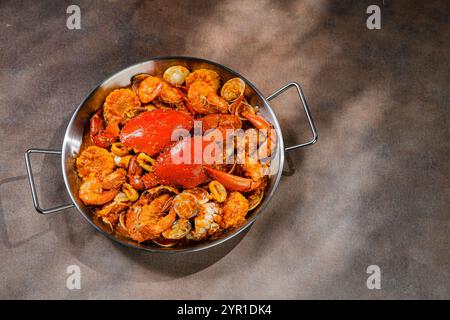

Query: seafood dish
[75,65,276,247]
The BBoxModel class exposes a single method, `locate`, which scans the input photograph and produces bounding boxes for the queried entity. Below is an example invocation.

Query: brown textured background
[0,0,449,299]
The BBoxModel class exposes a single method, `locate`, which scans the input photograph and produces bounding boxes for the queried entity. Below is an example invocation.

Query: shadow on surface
[0,175,51,248]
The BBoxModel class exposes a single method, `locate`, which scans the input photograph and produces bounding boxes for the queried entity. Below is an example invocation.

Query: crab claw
[241,112,272,131]
[203,167,261,192]
[90,109,120,148]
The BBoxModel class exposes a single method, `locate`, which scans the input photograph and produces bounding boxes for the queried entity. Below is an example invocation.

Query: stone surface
[0,0,449,299]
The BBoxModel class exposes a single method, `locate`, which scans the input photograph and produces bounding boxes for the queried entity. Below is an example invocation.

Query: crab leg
[204,167,261,192]
[241,112,272,131]
[199,114,241,135]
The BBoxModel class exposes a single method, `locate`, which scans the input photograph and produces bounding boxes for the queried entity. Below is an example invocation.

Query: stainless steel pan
[24,56,317,253]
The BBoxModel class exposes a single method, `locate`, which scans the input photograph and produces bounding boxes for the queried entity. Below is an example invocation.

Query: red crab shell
[154,135,224,188]
[120,109,193,156]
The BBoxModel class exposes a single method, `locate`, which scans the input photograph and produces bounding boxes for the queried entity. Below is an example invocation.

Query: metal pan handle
[24,148,74,214]
[266,82,318,151]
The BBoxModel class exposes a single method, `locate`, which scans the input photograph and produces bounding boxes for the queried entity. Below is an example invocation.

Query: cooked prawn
[160,82,184,104]
[138,76,163,103]
[96,197,129,230]
[241,158,268,183]
[187,81,229,115]
[125,194,176,242]
[79,176,120,206]
[101,168,127,189]
[185,69,221,92]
